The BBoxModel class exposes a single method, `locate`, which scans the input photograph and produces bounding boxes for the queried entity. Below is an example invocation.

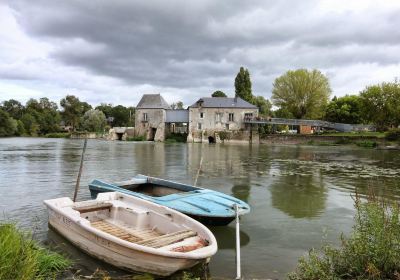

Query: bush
[288,195,400,280]
[385,128,400,141]
[165,133,187,143]
[126,135,146,141]
[355,140,377,148]
[0,223,71,279]
[45,132,71,138]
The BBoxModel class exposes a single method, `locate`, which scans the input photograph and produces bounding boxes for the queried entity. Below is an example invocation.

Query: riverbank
[259,134,398,149]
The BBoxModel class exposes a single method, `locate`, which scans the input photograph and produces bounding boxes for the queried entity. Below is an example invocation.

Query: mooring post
[194,156,203,186]
[235,204,241,279]
[73,138,88,202]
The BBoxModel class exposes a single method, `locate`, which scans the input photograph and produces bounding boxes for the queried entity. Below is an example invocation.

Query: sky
[0,0,399,107]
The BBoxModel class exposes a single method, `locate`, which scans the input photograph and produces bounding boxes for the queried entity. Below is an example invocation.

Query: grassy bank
[0,222,71,280]
[288,195,400,279]
[321,131,385,138]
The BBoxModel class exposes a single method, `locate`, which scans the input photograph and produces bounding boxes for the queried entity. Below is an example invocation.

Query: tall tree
[0,109,17,137]
[111,105,132,127]
[171,101,184,110]
[212,90,227,97]
[60,95,92,131]
[272,69,331,119]
[359,81,400,130]
[325,95,363,124]
[235,67,253,103]
[82,109,107,132]
[1,99,24,119]
[95,103,113,118]
[253,96,272,116]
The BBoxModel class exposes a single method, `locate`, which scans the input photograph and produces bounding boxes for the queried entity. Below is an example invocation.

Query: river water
[1,138,400,279]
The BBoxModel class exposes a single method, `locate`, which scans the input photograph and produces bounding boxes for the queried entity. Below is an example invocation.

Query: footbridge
[244,117,375,132]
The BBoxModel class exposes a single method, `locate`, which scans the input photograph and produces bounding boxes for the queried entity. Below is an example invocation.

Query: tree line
[213,67,400,131]
[0,95,135,137]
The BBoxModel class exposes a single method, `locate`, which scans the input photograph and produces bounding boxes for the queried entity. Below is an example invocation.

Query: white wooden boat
[44,192,217,276]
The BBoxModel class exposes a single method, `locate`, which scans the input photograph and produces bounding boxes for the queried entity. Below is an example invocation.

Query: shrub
[0,223,71,280]
[218,131,231,141]
[288,195,400,280]
[126,135,146,141]
[355,140,377,148]
[385,128,400,141]
[45,132,71,138]
[165,133,187,143]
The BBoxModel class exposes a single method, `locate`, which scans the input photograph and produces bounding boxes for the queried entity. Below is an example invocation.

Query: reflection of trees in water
[231,181,251,203]
[209,226,250,250]
[270,172,327,219]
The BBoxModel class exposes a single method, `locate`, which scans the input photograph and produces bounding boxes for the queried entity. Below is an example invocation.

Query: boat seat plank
[73,203,113,213]
[137,230,197,248]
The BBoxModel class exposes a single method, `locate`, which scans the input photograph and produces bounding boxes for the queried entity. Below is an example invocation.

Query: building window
[229,113,234,122]
[215,112,223,122]
[199,112,204,119]
[198,123,202,130]
[143,113,148,121]
[244,113,253,121]
[225,123,229,130]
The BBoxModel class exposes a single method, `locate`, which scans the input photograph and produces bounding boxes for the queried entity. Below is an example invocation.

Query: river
[1,138,400,279]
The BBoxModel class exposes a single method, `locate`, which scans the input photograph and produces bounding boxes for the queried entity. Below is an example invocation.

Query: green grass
[355,140,377,148]
[0,222,71,280]
[288,195,400,280]
[321,131,385,138]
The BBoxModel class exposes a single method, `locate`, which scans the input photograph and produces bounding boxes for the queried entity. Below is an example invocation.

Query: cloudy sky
[1,0,399,107]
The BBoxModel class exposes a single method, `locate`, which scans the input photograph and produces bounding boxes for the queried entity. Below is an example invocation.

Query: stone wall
[187,107,258,143]
[134,109,166,141]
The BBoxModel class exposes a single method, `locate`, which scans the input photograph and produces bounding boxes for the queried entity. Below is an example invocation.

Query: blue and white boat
[89,175,250,226]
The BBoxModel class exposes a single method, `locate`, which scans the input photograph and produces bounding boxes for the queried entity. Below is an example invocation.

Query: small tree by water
[288,194,400,280]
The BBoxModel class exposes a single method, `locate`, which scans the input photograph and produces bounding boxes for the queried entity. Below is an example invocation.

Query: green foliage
[45,132,71,138]
[21,113,39,136]
[0,222,70,280]
[355,140,377,148]
[1,99,24,119]
[0,109,17,137]
[272,69,331,119]
[253,95,272,116]
[165,133,187,143]
[171,101,184,110]
[218,131,230,141]
[288,196,400,280]
[385,128,400,141]
[211,90,227,97]
[334,137,353,145]
[126,135,146,141]
[82,109,107,132]
[235,66,253,103]
[111,105,134,127]
[60,95,92,131]
[325,95,363,124]
[359,80,400,131]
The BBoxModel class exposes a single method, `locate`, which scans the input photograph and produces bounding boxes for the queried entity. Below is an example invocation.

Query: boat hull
[89,175,250,226]
[46,204,210,276]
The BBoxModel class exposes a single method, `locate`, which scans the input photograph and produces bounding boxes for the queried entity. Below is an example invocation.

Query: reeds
[0,222,71,280]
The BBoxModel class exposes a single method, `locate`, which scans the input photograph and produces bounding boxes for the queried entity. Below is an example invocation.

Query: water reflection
[210,226,250,249]
[270,173,327,219]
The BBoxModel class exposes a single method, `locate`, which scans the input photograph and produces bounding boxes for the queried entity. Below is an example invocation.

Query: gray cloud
[2,0,400,106]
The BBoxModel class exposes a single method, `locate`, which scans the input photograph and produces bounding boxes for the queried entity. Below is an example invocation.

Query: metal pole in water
[193,156,203,186]
[73,138,88,202]
[235,204,241,279]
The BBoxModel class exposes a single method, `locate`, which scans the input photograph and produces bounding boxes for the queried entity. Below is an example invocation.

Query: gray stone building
[187,97,258,143]
[134,94,258,142]
[135,94,170,141]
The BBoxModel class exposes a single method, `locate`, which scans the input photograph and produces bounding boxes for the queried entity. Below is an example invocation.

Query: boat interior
[72,201,208,252]
[116,182,194,197]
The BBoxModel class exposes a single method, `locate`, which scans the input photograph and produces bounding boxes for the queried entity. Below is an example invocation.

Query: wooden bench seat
[73,202,113,213]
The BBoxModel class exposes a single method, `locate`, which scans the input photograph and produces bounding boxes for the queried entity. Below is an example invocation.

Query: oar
[73,138,88,202]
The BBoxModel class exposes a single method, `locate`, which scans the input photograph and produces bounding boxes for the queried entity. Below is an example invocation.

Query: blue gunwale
[88,174,250,225]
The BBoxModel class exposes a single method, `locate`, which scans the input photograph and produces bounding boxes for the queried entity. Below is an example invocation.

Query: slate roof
[136,94,171,109]
[189,97,257,109]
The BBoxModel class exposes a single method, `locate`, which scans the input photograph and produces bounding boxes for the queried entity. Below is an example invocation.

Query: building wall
[134,108,166,141]
[187,107,258,142]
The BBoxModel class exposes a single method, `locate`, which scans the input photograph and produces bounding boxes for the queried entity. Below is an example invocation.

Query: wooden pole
[235,204,241,279]
[193,156,203,186]
[73,138,88,202]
